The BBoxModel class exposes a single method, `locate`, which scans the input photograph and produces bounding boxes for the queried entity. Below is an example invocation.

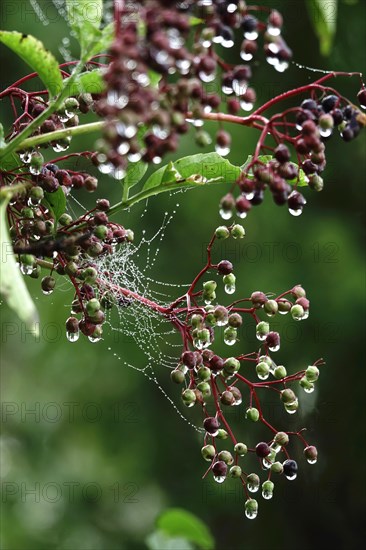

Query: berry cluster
[166,224,321,519]
[95,1,292,175]
[219,89,366,219]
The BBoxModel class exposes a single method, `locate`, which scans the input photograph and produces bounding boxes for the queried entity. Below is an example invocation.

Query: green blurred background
[1,1,365,548]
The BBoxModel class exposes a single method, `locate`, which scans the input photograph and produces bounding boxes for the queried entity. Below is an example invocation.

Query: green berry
[270,461,284,474]
[234,442,248,456]
[201,444,216,462]
[246,407,260,422]
[181,389,196,407]
[231,224,245,239]
[280,388,297,404]
[230,465,242,478]
[264,299,278,316]
[291,304,305,320]
[218,450,234,465]
[223,357,240,374]
[59,213,73,226]
[170,369,185,384]
[197,366,211,381]
[274,431,289,446]
[274,365,287,379]
[215,226,230,239]
[305,365,319,382]
[256,362,270,379]
[203,280,217,293]
[216,429,228,440]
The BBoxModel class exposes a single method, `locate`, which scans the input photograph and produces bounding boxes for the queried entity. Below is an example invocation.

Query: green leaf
[0,196,39,335]
[63,69,106,97]
[43,187,67,225]
[142,152,241,193]
[306,0,338,55]
[88,22,114,56]
[156,509,214,550]
[148,69,162,89]
[0,31,63,97]
[122,162,148,193]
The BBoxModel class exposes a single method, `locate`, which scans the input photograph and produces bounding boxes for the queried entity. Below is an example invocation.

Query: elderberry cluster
[95,1,292,176]
[167,222,321,518]
[219,90,366,219]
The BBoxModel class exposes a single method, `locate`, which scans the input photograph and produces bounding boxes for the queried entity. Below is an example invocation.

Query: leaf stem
[18,121,104,151]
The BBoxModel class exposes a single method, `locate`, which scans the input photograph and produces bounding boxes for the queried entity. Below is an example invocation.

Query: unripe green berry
[256,321,270,339]
[94,225,108,240]
[234,442,248,456]
[274,431,289,446]
[278,300,291,314]
[244,498,258,519]
[197,381,211,397]
[21,207,34,219]
[223,357,240,374]
[246,474,260,490]
[41,276,55,293]
[218,450,234,465]
[292,285,306,298]
[30,151,44,171]
[195,129,212,147]
[215,226,230,239]
[274,365,287,379]
[216,429,228,440]
[246,407,260,422]
[197,366,211,381]
[86,298,101,316]
[300,376,314,392]
[170,369,186,384]
[305,365,319,382]
[181,389,196,407]
[223,273,236,286]
[30,186,44,201]
[231,224,245,239]
[191,314,203,328]
[201,444,216,461]
[309,174,324,192]
[270,461,284,474]
[230,465,242,478]
[264,299,278,316]
[220,390,235,406]
[291,304,305,320]
[59,213,73,226]
[280,388,297,404]
[228,313,242,327]
[203,280,217,293]
[83,267,97,283]
[285,400,299,413]
[65,261,78,276]
[20,254,35,266]
[256,362,270,379]
[223,326,237,344]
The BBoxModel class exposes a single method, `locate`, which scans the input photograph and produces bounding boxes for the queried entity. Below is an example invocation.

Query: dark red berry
[255,442,271,458]
[217,260,233,275]
[203,416,220,434]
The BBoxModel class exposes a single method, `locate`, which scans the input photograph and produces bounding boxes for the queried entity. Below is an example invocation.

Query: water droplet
[219,208,233,220]
[19,151,32,163]
[262,457,274,469]
[307,457,317,465]
[29,165,41,176]
[285,472,297,481]
[42,289,53,295]
[267,25,281,37]
[152,125,169,139]
[221,85,233,95]
[289,208,303,217]
[232,79,247,96]
[128,152,142,162]
[199,71,216,83]
[27,197,41,207]
[224,284,235,295]
[152,156,162,164]
[237,211,247,219]
[59,113,70,123]
[20,263,33,275]
[213,475,226,483]
[66,331,79,342]
[222,38,234,48]
[320,128,332,138]
[274,61,289,73]
[244,31,258,40]
[262,490,273,500]
[98,162,114,175]
[52,139,71,152]
[257,371,269,381]
[176,59,191,73]
[247,483,259,493]
[245,509,258,519]
[303,384,314,394]
[112,167,126,180]
[269,343,280,352]
[117,142,130,155]
[88,335,101,343]
[240,101,254,112]
[240,51,253,61]
[215,145,230,156]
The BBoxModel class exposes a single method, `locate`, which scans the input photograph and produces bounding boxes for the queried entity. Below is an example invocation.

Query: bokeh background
[1,1,365,548]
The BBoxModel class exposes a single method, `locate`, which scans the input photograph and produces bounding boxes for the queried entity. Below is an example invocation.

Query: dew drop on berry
[319,128,332,138]
[240,51,253,61]
[213,475,226,483]
[221,84,233,95]
[19,152,32,164]
[267,25,281,37]
[245,508,258,519]
[42,288,54,296]
[268,343,280,352]
[274,61,289,73]
[219,208,233,220]
[20,263,33,276]
[262,489,273,500]
[98,163,114,175]
[237,211,247,219]
[244,31,258,40]
[247,482,259,493]
[215,144,230,156]
[66,331,79,343]
[128,152,142,163]
[112,167,126,180]
[240,101,254,112]
[289,208,303,217]
[224,284,235,295]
